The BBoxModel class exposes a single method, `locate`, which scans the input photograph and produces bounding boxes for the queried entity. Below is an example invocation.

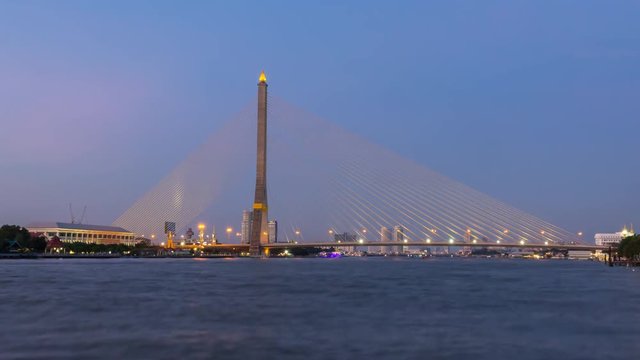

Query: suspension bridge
[113,72,597,255]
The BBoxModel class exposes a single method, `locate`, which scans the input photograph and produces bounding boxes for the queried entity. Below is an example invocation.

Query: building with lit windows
[595,225,635,247]
[241,210,252,244]
[268,220,278,243]
[380,226,392,254]
[27,222,137,245]
[393,225,405,253]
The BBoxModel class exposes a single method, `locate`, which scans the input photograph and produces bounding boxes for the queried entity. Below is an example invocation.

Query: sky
[1,1,638,240]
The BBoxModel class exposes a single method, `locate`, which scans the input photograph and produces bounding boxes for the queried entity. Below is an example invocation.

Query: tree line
[618,235,640,260]
[0,225,47,252]
[0,224,152,254]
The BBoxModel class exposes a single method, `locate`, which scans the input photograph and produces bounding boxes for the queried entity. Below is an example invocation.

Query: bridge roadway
[179,241,608,251]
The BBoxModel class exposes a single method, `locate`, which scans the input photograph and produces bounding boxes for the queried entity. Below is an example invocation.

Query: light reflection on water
[1,257,639,359]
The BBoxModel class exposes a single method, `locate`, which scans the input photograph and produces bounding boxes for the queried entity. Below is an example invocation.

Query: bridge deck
[177,242,607,251]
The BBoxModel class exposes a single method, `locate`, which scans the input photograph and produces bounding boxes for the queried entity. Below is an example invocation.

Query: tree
[0,225,31,252]
[30,236,47,252]
[618,235,640,260]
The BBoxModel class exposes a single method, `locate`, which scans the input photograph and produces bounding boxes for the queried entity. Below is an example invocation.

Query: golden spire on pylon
[259,70,267,83]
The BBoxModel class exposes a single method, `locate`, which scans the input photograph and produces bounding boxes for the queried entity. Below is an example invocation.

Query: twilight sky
[1,1,638,240]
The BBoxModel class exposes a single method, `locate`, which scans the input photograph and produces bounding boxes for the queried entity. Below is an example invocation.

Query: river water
[1,257,638,359]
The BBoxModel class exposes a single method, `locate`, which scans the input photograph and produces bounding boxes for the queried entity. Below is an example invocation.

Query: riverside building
[594,225,635,247]
[27,222,136,245]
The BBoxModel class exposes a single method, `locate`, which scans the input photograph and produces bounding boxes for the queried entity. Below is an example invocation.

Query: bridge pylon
[249,71,269,257]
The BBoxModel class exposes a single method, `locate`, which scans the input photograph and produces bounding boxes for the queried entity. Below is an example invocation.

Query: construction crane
[68,204,87,224]
[69,203,75,224]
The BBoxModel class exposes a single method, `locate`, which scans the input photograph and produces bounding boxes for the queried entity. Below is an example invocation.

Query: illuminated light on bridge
[426,239,431,243]
[449,238,454,244]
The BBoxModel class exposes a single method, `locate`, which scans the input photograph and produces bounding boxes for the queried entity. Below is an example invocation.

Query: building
[241,210,252,244]
[380,226,392,254]
[595,226,635,247]
[268,220,278,243]
[393,225,405,254]
[27,222,136,245]
[334,232,357,243]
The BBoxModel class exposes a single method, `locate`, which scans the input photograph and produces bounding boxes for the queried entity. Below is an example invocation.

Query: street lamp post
[226,227,233,243]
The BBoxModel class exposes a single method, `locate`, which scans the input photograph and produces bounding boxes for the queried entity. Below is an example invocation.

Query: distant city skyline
[1,1,639,239]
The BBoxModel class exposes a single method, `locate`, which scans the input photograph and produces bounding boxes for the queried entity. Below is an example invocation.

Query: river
[1,257,638,359]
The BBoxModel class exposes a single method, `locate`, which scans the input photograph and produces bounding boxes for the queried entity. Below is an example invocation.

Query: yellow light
[358,239,364,244]
[449,238,454,244]
[198,223,205,230]
[497,240,501,244]
[259,71,267,83]
[472,239,477,244]
[519,240,525,245]
[426,239,431,243]
[226,227,232,233]
[544,241,549,245]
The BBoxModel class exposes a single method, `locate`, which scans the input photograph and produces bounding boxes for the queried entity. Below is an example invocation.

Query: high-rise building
[334,232,357,243]
[393,225,405,254]
[268,220,278,243]
[380,226,392,254]
[249,71,269,256]
[241,210,252,244]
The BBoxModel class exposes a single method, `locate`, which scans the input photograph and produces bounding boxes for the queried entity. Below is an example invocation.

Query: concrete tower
[250,71,269,256]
